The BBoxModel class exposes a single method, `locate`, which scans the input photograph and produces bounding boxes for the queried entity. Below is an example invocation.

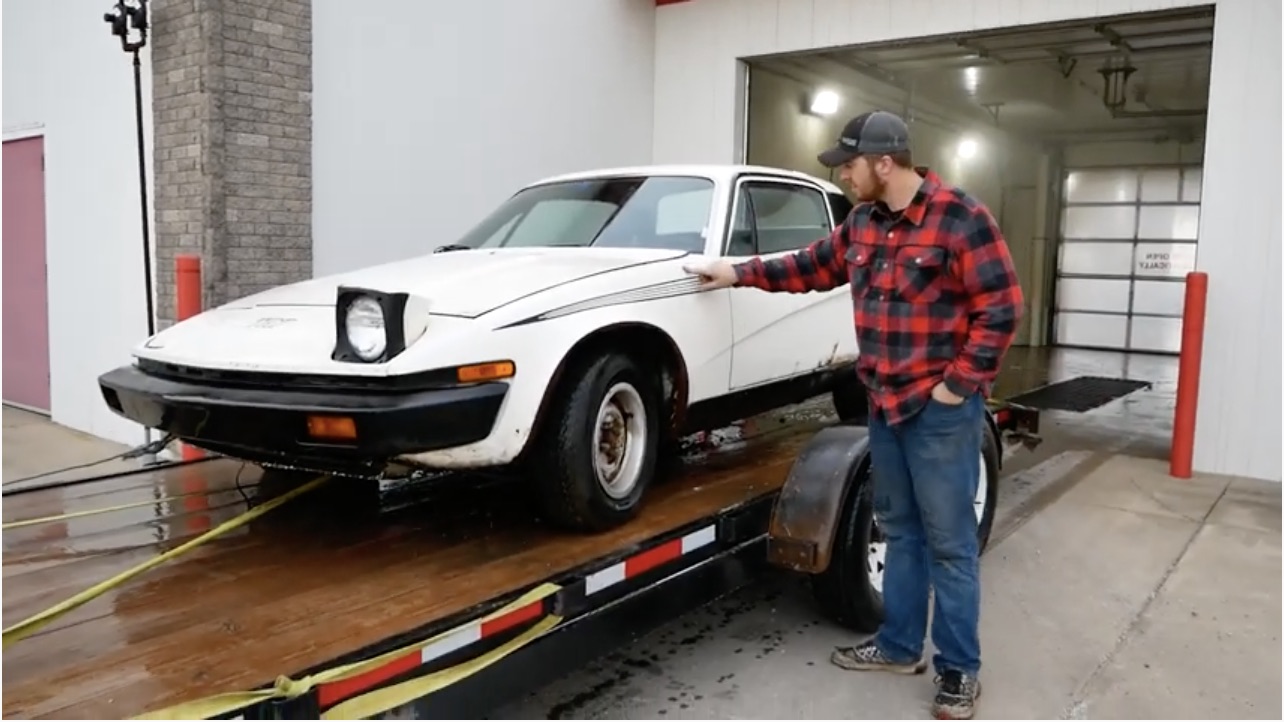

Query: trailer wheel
[811,420,1000,633]
[531,350,662,533]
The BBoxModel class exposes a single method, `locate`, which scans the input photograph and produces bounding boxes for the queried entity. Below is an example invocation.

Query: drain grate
[1004,376,1152,413]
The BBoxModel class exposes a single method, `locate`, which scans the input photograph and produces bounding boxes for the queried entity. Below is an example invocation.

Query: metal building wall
[4,0,317,447]
[2,0,158,446]
[309,0,658,277]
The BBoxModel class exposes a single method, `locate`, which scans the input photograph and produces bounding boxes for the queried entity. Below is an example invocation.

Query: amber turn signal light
[307,414,357,441]
[457,360,516,383]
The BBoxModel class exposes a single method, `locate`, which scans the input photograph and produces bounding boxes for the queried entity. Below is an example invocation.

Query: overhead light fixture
[1098,61,1137,110]
[809,90,839,116]
[957,138,979,160]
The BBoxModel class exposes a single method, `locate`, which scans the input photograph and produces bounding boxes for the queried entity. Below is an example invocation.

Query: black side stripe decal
[497,277,706,328]
[474,252,692,320]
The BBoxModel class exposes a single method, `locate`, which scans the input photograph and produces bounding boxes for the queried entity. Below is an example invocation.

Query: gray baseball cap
[817,110,911,168]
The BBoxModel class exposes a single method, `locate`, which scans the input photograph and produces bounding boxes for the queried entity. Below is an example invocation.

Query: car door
[724,175,857,391]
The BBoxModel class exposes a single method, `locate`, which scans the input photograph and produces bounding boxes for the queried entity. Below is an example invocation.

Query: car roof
[529,164,845,195]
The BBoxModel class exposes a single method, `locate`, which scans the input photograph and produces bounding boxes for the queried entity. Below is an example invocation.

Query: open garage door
[1053,164,1201,354]
[739,7,1213,354]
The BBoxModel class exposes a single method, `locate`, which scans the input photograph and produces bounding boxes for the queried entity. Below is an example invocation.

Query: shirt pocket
[845,243,879,294]
[894,245,949,304]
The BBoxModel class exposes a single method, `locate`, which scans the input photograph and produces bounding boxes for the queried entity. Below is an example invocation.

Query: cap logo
[839,136,860,148]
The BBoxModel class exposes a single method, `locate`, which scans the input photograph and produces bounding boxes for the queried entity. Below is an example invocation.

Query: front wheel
[530,351,662,533]
[811,420,1000,633]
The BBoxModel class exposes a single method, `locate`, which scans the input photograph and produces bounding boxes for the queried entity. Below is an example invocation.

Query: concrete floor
[3,346,1280,719]
[2,407,139,488]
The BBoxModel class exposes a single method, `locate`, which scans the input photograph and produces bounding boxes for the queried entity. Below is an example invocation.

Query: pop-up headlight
[332,286,427,363]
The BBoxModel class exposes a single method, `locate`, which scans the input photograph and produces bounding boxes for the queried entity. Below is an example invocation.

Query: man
[683,110,1023,720]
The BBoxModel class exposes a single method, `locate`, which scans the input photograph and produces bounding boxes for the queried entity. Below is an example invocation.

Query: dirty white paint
[113,165,859,470]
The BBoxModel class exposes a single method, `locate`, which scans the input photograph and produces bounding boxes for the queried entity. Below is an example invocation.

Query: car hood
[228,246,692,317]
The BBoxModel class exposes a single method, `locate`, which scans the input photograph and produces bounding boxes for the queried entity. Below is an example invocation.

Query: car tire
[810,419,1000,634]
[531,350,662,532]
[830,370,869,425]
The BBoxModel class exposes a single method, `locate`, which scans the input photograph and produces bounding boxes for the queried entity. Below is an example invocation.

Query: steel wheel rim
[868,450,987,595]
[593,382,647,499]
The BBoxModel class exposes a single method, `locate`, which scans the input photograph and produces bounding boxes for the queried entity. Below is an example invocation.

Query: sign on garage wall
[1052,165,1202,354]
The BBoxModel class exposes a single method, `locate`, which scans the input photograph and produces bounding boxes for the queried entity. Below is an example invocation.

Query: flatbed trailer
[2,401,1039,720]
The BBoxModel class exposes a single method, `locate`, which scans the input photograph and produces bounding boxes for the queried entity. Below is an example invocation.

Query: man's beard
[854,175,886,203]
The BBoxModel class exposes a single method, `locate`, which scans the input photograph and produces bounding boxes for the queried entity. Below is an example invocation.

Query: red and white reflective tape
[315,597,545,708]
[584,524,717,596]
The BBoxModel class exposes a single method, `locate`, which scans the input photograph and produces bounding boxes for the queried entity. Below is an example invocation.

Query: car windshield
[450,175,715,254]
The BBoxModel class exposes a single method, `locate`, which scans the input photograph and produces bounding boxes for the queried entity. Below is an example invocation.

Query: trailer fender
[771,415,1004,634]
[765,424,872,576]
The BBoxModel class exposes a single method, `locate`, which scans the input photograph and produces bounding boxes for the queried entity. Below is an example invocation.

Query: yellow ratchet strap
[2,475,331,650]
[2,489,247,531]
[131,581,563,720]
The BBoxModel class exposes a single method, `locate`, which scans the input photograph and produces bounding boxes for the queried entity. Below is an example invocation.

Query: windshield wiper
[433,244,472,253]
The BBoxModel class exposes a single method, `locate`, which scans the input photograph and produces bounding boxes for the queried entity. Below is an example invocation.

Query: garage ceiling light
[957,138,979,160]
[809,90,839,116]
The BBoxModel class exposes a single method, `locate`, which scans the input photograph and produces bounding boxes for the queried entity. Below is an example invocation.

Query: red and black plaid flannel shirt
[732,169,1024,426]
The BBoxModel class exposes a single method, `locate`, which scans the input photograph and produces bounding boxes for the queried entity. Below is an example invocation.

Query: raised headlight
[344,296,387,361]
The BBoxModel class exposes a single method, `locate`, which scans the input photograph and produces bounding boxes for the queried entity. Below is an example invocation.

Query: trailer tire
[531,350,662,533]
[811,419,1000,634]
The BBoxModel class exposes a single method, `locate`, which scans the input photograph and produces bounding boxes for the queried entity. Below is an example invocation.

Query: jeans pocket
[928,395,967,411]
[923,394,973,428]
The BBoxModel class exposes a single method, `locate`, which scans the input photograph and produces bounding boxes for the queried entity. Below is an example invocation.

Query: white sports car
[99,164,870,531]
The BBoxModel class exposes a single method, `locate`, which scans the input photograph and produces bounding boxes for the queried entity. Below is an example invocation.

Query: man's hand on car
[683,260,739,291]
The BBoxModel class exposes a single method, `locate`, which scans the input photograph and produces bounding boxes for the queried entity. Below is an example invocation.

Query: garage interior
[740,6,1213,445]
[744,7,1210,352]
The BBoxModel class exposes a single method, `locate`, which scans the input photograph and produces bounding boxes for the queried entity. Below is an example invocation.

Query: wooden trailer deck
[2,416,823,720]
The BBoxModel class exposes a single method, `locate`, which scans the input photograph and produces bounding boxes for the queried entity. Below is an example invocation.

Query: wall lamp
[808,89,840,116]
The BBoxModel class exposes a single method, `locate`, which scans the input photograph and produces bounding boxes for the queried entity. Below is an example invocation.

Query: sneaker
[829,640,927,674]
[931,670,981,720]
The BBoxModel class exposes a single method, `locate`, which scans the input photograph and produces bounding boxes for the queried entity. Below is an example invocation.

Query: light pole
[104,0,160,462]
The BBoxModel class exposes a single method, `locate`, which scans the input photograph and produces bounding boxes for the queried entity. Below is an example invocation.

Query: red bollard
[176,254,205,461]
[1170,271,1208,479]
[176,254,202,324]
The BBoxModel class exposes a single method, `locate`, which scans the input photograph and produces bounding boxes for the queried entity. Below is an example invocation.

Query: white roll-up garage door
[1052,165,1203,354]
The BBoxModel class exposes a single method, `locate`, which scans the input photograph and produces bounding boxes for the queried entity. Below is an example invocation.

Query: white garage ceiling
[753,6,1213,145]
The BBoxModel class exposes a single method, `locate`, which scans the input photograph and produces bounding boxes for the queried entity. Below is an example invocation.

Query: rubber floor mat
[1004,375,1152,413]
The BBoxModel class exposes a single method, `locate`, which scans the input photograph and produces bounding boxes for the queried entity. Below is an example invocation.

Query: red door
[3,135,52,412]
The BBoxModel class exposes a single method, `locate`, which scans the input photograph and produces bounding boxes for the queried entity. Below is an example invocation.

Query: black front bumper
[98,363,508,467]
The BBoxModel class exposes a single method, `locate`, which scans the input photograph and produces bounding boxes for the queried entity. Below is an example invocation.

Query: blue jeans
[869,392,984,677]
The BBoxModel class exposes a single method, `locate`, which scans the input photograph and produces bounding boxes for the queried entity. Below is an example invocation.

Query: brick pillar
[150,0,311,327]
